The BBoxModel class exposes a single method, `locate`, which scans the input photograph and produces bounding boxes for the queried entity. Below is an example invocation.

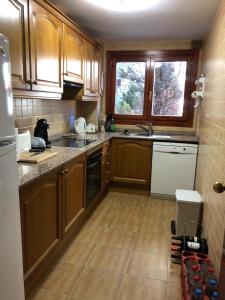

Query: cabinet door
[29,0,63,93]
[63,25,84,84]
[92,46,100,96]
[111,139,152,185]
[0,0,30,90]
[63,156,85,236]
[20,168,62,275]
[83,40,93,96]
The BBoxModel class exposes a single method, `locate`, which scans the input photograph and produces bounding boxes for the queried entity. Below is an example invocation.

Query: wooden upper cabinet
[111,138,152,186]
[0,0,30,90]
[63,25,84,84]
[63,155,85,237]
[29,0,63,93]
[83,40,100,98]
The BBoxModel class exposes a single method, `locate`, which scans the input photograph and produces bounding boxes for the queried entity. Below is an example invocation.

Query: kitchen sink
[151,134,172,139]
[121,130,171,139]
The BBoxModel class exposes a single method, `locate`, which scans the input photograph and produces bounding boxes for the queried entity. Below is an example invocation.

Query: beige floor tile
[126,251,168,281]
[100,228,136,250]
[83,211,113,229]
[120,195,148,209]
[87,246,130,273]
[57,242,95,267]
[138,219,171,235]
[74,225,105,245]
[134,230,170,255]
[28,289,68,300]
[108,213,142,232]
[70,268,123,300]
[119,274,167,300]
[167,260,181,282]
[167,281,182,300]
[94,195,123,214]
[31,193,179,299]
[38,263,83,296]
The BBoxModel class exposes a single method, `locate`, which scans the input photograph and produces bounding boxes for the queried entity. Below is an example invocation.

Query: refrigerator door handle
[0,140,16,156]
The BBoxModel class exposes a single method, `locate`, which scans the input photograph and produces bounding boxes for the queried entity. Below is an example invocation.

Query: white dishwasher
[150,142,198,197]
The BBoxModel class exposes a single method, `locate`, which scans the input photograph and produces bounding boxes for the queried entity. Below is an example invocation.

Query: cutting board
[19,150,58,164]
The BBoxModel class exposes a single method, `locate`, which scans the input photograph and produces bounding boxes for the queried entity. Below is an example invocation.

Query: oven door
[86,150,102,206]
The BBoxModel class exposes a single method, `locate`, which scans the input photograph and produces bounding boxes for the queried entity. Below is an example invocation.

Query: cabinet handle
[149,90,152,101]
[60,170,65,175]
[33,81,38,85]
[64,169,69,174]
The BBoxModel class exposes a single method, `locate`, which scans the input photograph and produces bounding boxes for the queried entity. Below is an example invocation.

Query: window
[106,50,199,127]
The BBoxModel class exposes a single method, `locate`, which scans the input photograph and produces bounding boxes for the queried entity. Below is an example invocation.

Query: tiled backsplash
[195,0,225,276]
[13,98,77,138]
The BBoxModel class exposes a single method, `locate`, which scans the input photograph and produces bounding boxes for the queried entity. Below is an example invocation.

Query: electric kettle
[74,117,86,134]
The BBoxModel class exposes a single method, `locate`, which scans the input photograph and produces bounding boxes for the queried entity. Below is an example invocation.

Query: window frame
[106,50,199,127]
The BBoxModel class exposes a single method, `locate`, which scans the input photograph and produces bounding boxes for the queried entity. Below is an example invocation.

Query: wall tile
[13,98,76,138]
[196,0,225,276]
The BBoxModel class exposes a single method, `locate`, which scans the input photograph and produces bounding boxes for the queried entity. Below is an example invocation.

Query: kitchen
[0,0,225,299]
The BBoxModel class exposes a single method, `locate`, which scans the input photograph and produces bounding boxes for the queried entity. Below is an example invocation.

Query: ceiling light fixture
[86,0,160,13]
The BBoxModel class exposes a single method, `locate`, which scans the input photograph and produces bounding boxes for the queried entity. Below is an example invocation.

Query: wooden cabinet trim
[0,0,31,90]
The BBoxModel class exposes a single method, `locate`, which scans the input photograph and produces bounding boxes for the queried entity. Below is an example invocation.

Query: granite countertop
[18,131,199,188]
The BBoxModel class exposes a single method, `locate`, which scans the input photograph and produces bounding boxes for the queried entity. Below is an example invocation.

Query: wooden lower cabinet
[111,138,152,186]
[19,154,86,295]
[19,166,62,294]
[63,155,86,237]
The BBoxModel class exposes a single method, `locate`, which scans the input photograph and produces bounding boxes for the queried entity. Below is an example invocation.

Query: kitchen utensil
[86,123,96,133]
[31,136,46,151]
[19,150,58,164]
[34,119,51,148]
[74,117,86,134]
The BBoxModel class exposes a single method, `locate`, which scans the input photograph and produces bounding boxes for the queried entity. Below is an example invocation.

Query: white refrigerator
[0,34,25,300]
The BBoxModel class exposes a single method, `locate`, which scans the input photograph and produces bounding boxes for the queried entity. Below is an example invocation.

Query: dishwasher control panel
[153,142,198,155]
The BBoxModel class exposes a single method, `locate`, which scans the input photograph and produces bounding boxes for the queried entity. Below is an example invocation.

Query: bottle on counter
[100,120,105,132]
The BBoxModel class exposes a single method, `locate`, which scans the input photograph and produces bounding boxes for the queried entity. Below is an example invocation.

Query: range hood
[63,80,83,89]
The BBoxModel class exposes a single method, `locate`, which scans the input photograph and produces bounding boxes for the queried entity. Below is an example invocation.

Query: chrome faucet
[136,123,152,136]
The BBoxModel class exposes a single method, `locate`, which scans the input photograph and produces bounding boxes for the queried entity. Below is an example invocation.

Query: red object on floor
[181,251,219,300]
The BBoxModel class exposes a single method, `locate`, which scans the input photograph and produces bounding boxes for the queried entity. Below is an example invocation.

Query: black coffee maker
[34,119,51,148]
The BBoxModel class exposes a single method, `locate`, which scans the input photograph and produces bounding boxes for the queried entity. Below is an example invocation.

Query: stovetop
[51,138,96,148]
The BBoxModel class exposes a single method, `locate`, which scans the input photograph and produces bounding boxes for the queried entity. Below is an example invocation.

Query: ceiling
[50,0,222,41]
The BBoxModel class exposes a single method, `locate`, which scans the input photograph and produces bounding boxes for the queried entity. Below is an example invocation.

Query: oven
[86,149,102,206]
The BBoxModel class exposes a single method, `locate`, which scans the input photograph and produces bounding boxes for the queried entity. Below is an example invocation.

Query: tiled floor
[29,191,182,300]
